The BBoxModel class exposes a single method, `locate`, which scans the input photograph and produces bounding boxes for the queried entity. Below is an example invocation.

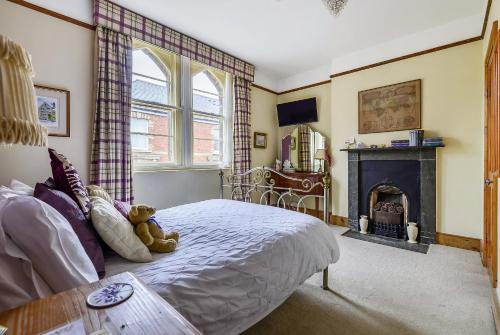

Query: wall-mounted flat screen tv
[277,98,318,127]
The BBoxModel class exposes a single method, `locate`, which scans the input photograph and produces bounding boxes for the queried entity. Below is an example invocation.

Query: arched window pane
[132,49,169,105]
[193,71,219,95]
[192,71,222,115]
[192,68,225,165]
[131,46,175,166]
[133,50,167,81]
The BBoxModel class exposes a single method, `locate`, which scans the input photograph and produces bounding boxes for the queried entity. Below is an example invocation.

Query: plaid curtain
[233,77,252,200]
[90,27,133,203]
[298,125,312,172]
[94,0,254,82]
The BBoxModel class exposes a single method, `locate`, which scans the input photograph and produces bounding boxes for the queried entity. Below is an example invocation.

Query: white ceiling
[24,0,488,91]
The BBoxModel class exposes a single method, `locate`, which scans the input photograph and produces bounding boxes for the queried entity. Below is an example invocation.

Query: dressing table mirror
[281,124,327,173]
[277,125,328,214]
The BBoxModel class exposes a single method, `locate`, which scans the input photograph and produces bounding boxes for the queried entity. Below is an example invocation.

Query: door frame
[484,20,499,288]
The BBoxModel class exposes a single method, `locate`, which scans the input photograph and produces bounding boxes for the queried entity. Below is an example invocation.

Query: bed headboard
[219,167,330,224]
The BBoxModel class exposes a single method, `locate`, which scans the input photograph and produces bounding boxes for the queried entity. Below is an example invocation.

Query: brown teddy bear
[128,205,179,253]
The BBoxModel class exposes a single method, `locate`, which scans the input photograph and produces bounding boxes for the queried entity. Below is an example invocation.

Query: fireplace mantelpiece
[341,146,442,245]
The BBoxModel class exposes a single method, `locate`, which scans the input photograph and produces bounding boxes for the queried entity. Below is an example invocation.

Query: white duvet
[105,199,340,334]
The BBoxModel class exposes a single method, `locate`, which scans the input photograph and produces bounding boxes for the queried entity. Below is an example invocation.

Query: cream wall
[0,2,485,238]
[0,2,279,209]
[251,87,278,167]
[0,1,94,186]
[277,83,332,155]
[331,41,484,238]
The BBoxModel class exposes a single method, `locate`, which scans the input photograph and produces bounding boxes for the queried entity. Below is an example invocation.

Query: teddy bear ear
[130,206,138,216]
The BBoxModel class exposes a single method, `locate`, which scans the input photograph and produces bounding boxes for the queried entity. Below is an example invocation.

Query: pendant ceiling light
[322,0,349,16]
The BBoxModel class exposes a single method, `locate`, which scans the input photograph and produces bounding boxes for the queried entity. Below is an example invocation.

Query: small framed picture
[253,132,267,149]
[35,85,70,137]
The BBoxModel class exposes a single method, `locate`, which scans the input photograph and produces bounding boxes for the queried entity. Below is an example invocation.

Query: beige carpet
[244,226,495,335]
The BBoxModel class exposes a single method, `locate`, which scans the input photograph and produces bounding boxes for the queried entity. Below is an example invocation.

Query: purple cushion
[34,182,105,279]
[113,200,131,221]
[48,148,91,220]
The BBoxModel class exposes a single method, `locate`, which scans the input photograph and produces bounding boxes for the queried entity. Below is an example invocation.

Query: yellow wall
[331,41,484,238]
[0,1,486,239]
[251,87,278,167]
[0,2,278,207]
[0,1,94,186]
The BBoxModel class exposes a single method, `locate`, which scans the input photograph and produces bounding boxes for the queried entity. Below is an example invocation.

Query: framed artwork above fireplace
[358,79,421,134]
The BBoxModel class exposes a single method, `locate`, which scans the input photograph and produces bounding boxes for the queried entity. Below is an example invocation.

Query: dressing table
[275,124,328,215]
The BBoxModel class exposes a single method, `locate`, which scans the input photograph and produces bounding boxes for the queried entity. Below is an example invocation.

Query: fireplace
[342,147,439,251]
[370,185,407,239]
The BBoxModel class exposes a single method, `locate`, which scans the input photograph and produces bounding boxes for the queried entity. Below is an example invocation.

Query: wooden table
[0,272,201,335]
[272,171,325,214]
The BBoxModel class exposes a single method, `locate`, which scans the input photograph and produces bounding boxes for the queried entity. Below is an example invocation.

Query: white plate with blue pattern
[86,283,134,308]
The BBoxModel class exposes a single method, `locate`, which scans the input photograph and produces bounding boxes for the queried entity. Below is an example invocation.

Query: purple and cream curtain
[232,77,252,199]
[233,77,252,177]
[298,125,312,172]
[92,0,255,202]
[90,26,133,203]
[94,0,254,82]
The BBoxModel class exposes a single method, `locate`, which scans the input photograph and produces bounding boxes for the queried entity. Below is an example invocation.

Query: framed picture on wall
[35,85,70,137]
[358,79,421,134]
[253,132,267,149]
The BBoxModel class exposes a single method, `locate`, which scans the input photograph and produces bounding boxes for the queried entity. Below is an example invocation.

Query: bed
[106,168,340,334]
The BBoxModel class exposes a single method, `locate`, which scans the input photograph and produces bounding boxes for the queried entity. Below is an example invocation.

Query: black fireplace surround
[342,147,437,245]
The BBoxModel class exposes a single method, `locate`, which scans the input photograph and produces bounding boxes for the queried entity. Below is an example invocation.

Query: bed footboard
[219,166,332,290]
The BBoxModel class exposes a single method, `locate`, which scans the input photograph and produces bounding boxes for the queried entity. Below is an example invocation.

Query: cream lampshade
[0,35,47,146]
[314,149,326,173]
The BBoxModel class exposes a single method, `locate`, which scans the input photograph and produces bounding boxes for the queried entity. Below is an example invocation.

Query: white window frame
[191,68,231,168]
[130,117,149,151]
[132,51,233,172]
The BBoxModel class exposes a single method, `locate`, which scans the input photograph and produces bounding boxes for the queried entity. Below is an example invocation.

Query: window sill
[133,166,231,173]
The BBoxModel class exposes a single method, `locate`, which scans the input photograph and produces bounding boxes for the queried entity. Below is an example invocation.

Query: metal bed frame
[219,166,331,290]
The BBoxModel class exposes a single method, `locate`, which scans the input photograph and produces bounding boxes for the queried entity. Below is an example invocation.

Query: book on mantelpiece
[422,137,444,147]
[391,140,409,147]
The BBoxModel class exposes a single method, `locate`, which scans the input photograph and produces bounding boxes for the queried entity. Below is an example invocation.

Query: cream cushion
[86,185,113,204]
[90,197,152,262]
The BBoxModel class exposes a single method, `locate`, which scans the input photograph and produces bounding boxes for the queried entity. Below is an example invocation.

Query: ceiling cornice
[7,0,492,95]
[6,0,95,30]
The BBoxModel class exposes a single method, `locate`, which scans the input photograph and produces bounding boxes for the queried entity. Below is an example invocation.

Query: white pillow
[9,179,34,196]
[0,200,53,312]
[0,196,98,293]
[90,197,152,262]
[0,186,25,201]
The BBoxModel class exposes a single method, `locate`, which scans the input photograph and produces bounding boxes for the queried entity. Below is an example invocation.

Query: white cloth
[0,196,98,294]
[90,197,152,262]
[8,179,34,196]
[0,185,28,201]
[105,199,340,335]
[0,199,52,312]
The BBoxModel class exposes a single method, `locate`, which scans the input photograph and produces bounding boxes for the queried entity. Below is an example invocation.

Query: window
[131,40,232,170]
[192,69,225,165]
[131,41,179,168]
[131,117,149,151]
